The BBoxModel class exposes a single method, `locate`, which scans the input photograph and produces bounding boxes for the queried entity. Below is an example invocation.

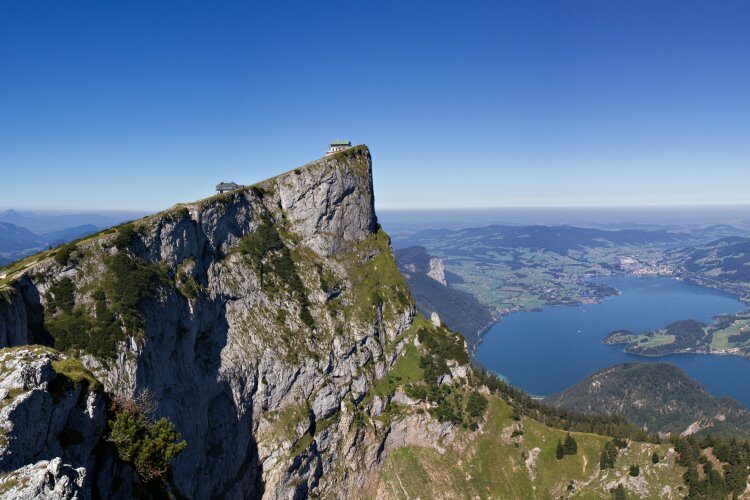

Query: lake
[474,276,750,407]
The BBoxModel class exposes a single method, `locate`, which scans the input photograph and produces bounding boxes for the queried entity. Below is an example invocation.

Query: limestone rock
[0,348,131,499]
[447,359,469,381]
[0,348,106,472]
[431,311,442,327]
[0,458,87,500]
[427,257,447,286]
[0,146,470,499]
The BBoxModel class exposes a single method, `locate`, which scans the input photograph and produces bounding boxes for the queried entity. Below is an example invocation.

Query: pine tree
[600,440,618,469]
[611,484,627,500]
[725,461,748,497]
[651,451,659,464]
[728,437,742,465]
[563,433,578,455]
[556,440,564,460]
[682,466,699,492]
[510,407,521,421]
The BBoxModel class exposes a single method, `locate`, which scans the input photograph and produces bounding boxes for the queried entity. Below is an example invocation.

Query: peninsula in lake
[604,311,750,359]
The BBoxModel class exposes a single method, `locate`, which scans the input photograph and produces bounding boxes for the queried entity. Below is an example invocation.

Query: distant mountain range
[686,224,750,240]
[0,222,45,252]
[0,209,128,234]
[545,363,750,439]
[669,236,750,300]
[0,209,145,265]
[392,223,750,255]
[0,222,102,264]
[379,207,750,242]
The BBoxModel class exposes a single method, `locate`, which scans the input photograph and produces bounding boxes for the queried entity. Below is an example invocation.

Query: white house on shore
[325,140,352,156]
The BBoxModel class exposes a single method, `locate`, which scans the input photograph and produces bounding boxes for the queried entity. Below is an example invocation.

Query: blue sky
[1,0,748,211]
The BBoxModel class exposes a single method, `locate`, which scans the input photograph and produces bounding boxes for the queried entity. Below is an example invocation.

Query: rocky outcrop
[0,277,44,348]
[0,347,132,499]
[430,312,442,327]
[272,152,377,257]
[0,348,104,471]
[427,257,447,286]
[0,458,87,500]
[0,146,470,498]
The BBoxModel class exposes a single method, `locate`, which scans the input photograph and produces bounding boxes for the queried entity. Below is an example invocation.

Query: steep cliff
[0,347,134,498]
[0,147,476,498]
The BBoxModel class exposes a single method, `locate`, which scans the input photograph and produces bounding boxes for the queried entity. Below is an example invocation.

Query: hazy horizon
[379,205,750,235]
[2,203,749,216]
[3,204,749,238]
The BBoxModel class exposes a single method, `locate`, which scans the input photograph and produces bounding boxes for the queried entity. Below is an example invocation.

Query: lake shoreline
[602,310,750,361]
[470,273,625,354]
[474,275,750,407]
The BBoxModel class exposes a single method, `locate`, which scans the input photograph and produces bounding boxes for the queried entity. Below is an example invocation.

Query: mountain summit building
[215,141,352,194]
[326,140,352,156]
[216,181,243,194]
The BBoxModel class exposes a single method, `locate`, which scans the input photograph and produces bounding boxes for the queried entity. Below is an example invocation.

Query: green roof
[330,140,351,146]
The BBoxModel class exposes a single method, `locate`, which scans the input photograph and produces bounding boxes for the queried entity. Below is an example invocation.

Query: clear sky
[1,1,748,211]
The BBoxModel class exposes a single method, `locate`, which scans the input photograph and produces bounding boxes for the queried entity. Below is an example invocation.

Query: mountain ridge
[544,362,750,439]
[670,236,750,301]
[1,145,412,497]
[0,209,130,235]
[0,222,44,253]
[0,221,110,266]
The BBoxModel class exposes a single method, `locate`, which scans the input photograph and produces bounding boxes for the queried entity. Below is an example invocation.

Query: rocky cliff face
[426,257,447,286]
[0,347,134,498]
[0,146,474,499]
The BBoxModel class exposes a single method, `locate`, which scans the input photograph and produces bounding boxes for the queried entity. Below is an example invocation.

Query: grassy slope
[710,314,750,351]
[375,397,685,499]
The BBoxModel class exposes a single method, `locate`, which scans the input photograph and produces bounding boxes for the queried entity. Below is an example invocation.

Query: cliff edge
[0,146,474,498]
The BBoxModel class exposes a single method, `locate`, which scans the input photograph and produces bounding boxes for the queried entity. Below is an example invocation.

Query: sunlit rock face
[0,146,473,499]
